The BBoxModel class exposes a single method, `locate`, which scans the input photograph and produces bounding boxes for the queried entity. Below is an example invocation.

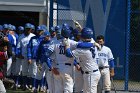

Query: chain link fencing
[50,0,140,92]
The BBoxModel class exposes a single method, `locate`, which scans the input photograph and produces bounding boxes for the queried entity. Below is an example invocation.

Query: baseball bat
[111,77,117,93]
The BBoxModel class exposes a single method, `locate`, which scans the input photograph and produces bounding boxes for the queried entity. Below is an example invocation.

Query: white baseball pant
[0,80,6,93]
[6,57,12,76]
[98,68,111,91]
[83,70,101,93]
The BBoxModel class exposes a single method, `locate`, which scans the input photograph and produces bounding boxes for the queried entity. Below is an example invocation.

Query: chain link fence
[50,0,140,92]
[129,0,140,92]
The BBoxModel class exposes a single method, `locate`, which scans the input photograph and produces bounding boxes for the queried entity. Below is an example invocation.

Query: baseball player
[7,25,19,89]
[45,26,58,93]
[27,25,45,92]
[0,33,10,93]
[16,23,35,91]
[35,30,54,93]
[2,24,13,78]
[71,28,84,93]
[15,26,24,89]
[47,24,78,93]
[96,35,115,93]
[65,28,101,93]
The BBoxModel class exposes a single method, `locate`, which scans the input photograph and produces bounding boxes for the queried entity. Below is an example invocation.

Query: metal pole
[49,0,54,29]
[125,0,131,91]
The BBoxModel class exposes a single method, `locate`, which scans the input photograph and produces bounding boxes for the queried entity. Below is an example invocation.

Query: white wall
[0,0,47,12]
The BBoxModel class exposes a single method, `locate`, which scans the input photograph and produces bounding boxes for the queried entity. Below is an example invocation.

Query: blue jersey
[27,36,44,59]
[36,40,54,63]
[7,33,18,54]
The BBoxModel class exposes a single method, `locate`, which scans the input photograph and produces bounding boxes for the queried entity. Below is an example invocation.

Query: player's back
[53,39,73,64]
[73,48,99,72]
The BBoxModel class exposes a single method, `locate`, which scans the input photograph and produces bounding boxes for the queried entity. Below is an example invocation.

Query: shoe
[31,87,35,93]
[34,89,38,93]
[105,91,110,93]
[40,87,44,92]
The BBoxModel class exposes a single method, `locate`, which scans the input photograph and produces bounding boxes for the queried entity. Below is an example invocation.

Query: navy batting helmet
[50,27,55,33]
[40,25,47,30]
[73,28,81,37]
[62,23,69,28]
[81,28,93,39]
[25,23,32,29]
[31,24,35,30]
[3,24,9,29]
[55,25,60,31]
[61,26,71,38]
[43,30,50,37]
[18,26,24,31]
[37,26,44,31]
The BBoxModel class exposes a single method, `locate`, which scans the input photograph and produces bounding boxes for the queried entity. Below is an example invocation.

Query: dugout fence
[49,0,140,92]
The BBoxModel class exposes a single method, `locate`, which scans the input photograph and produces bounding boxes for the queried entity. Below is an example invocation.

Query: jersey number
[90,47,95,58]
[59,45,65,54]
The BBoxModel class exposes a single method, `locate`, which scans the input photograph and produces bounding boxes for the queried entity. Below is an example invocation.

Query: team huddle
[0,22,115,93]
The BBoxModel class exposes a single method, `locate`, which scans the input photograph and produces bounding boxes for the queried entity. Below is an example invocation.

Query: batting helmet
[81,28,93,39]
[40,25,47,31]
[3,24,9,29]
[61,26,71,38]
[25,23,32,29]
[73,28,81,37]
[18,26,24,31]
[11,25,16,31]
[43,30,50,37]
[31,24,35,30]
[37,26,44,31]
[50,27,55,33]
[62,23,69,28]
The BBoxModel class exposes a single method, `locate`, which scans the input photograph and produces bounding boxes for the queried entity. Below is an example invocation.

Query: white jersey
[97,46,114,67]
[17,33,35,57]
[53,38,77,64]
[72,48,99,71]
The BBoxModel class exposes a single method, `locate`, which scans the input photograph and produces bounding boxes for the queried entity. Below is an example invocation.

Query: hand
[110,68,115,77]
[52,67,59,75]
[76,65,81,71]
[73,20,82,30]
[94,42,101,51]
[28,59,32,64]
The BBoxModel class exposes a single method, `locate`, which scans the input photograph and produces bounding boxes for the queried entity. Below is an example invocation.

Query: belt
[99,66,109,69]
[57,63,71,66]
[82,69,98,74]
